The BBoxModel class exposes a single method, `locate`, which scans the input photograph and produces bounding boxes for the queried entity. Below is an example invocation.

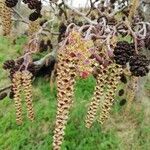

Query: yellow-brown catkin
[12,71,23,125]
[22,70,34,121]
[53,52,77,150]
[125,76,138,113]
[0,0,12,35]
[128,0,139,22]
[28,20,40,36]
[98,64,123,124]
[85,65,108,128]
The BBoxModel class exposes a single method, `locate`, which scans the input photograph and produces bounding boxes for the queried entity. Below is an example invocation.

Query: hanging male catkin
[125,77,138,113]
[22,70,35,121]
[85,65,109,128]
[53,52,77,150]
[1,0,12,35]
[28,20,40,36]
[12,71,23,125]
[98,64,123,124]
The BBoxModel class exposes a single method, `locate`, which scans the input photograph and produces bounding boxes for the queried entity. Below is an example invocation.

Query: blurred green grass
[0,36,149,150]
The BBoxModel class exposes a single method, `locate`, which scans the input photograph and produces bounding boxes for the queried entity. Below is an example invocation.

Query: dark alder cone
[16,58,24,65]
[114,41,135,66]
[58,23,67,42]
[120,73,127,84]
[9,91,14,99]
[119,99,127,106]
[27,63,36,76]
[5,0,18,8]
[9,65,20,81]
[0,92,7,100]
[3,60,15,70]
[47,40,53,49]
[129,55,150,77]
[29,11,40,21]
[27,0,41,10]
[59,23,67,34]
[118,89,124,96]
[39,40,48,52]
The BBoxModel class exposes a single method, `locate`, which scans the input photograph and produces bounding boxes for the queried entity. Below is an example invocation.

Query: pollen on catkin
[98,64,123,124]
[12,71,23,125]
[22,70,35,121]
[85,65,108,128]
[28,19,40,36]
[53,51,77,150]
[125,77,138,113]
[0,0,12,35]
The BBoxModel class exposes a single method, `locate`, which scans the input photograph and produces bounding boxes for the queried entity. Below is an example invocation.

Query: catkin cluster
[0,0,12,35]
[85,65,108,128]
[53,52,77,150]
[12,70,34,124]
[98,64,123,124]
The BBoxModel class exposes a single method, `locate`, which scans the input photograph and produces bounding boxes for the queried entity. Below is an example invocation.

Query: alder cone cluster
[113,41,135,66]
[129,55,149,77]
[3,58,36,83]
[22,0,42,21]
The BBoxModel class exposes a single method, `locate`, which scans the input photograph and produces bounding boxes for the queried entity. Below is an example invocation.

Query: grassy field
[0,36,150,150]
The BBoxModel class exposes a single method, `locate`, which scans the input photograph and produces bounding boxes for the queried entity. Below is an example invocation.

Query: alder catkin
[125,77,138,113]
[12,71,23,125]
[28,20,40,36]
[53,52,77,150]
[22,70,35,121]
[0,0,12,35]
[85,65,108,128]
[98,64,123,124]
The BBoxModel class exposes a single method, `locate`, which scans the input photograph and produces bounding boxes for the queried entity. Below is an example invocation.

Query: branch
[64,2,97,25]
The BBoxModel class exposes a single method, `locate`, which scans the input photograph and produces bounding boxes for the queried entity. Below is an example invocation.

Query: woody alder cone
[129,54,149,77]
[5,0,18,8]
[113,41,135,66]
[29,11,40,21]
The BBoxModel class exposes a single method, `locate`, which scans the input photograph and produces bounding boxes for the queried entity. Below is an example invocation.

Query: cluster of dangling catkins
[85,65,109,128]
[53,51,77,150]
[12,70,34,124]
[98,64,123,124]
[0,0,12,35]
